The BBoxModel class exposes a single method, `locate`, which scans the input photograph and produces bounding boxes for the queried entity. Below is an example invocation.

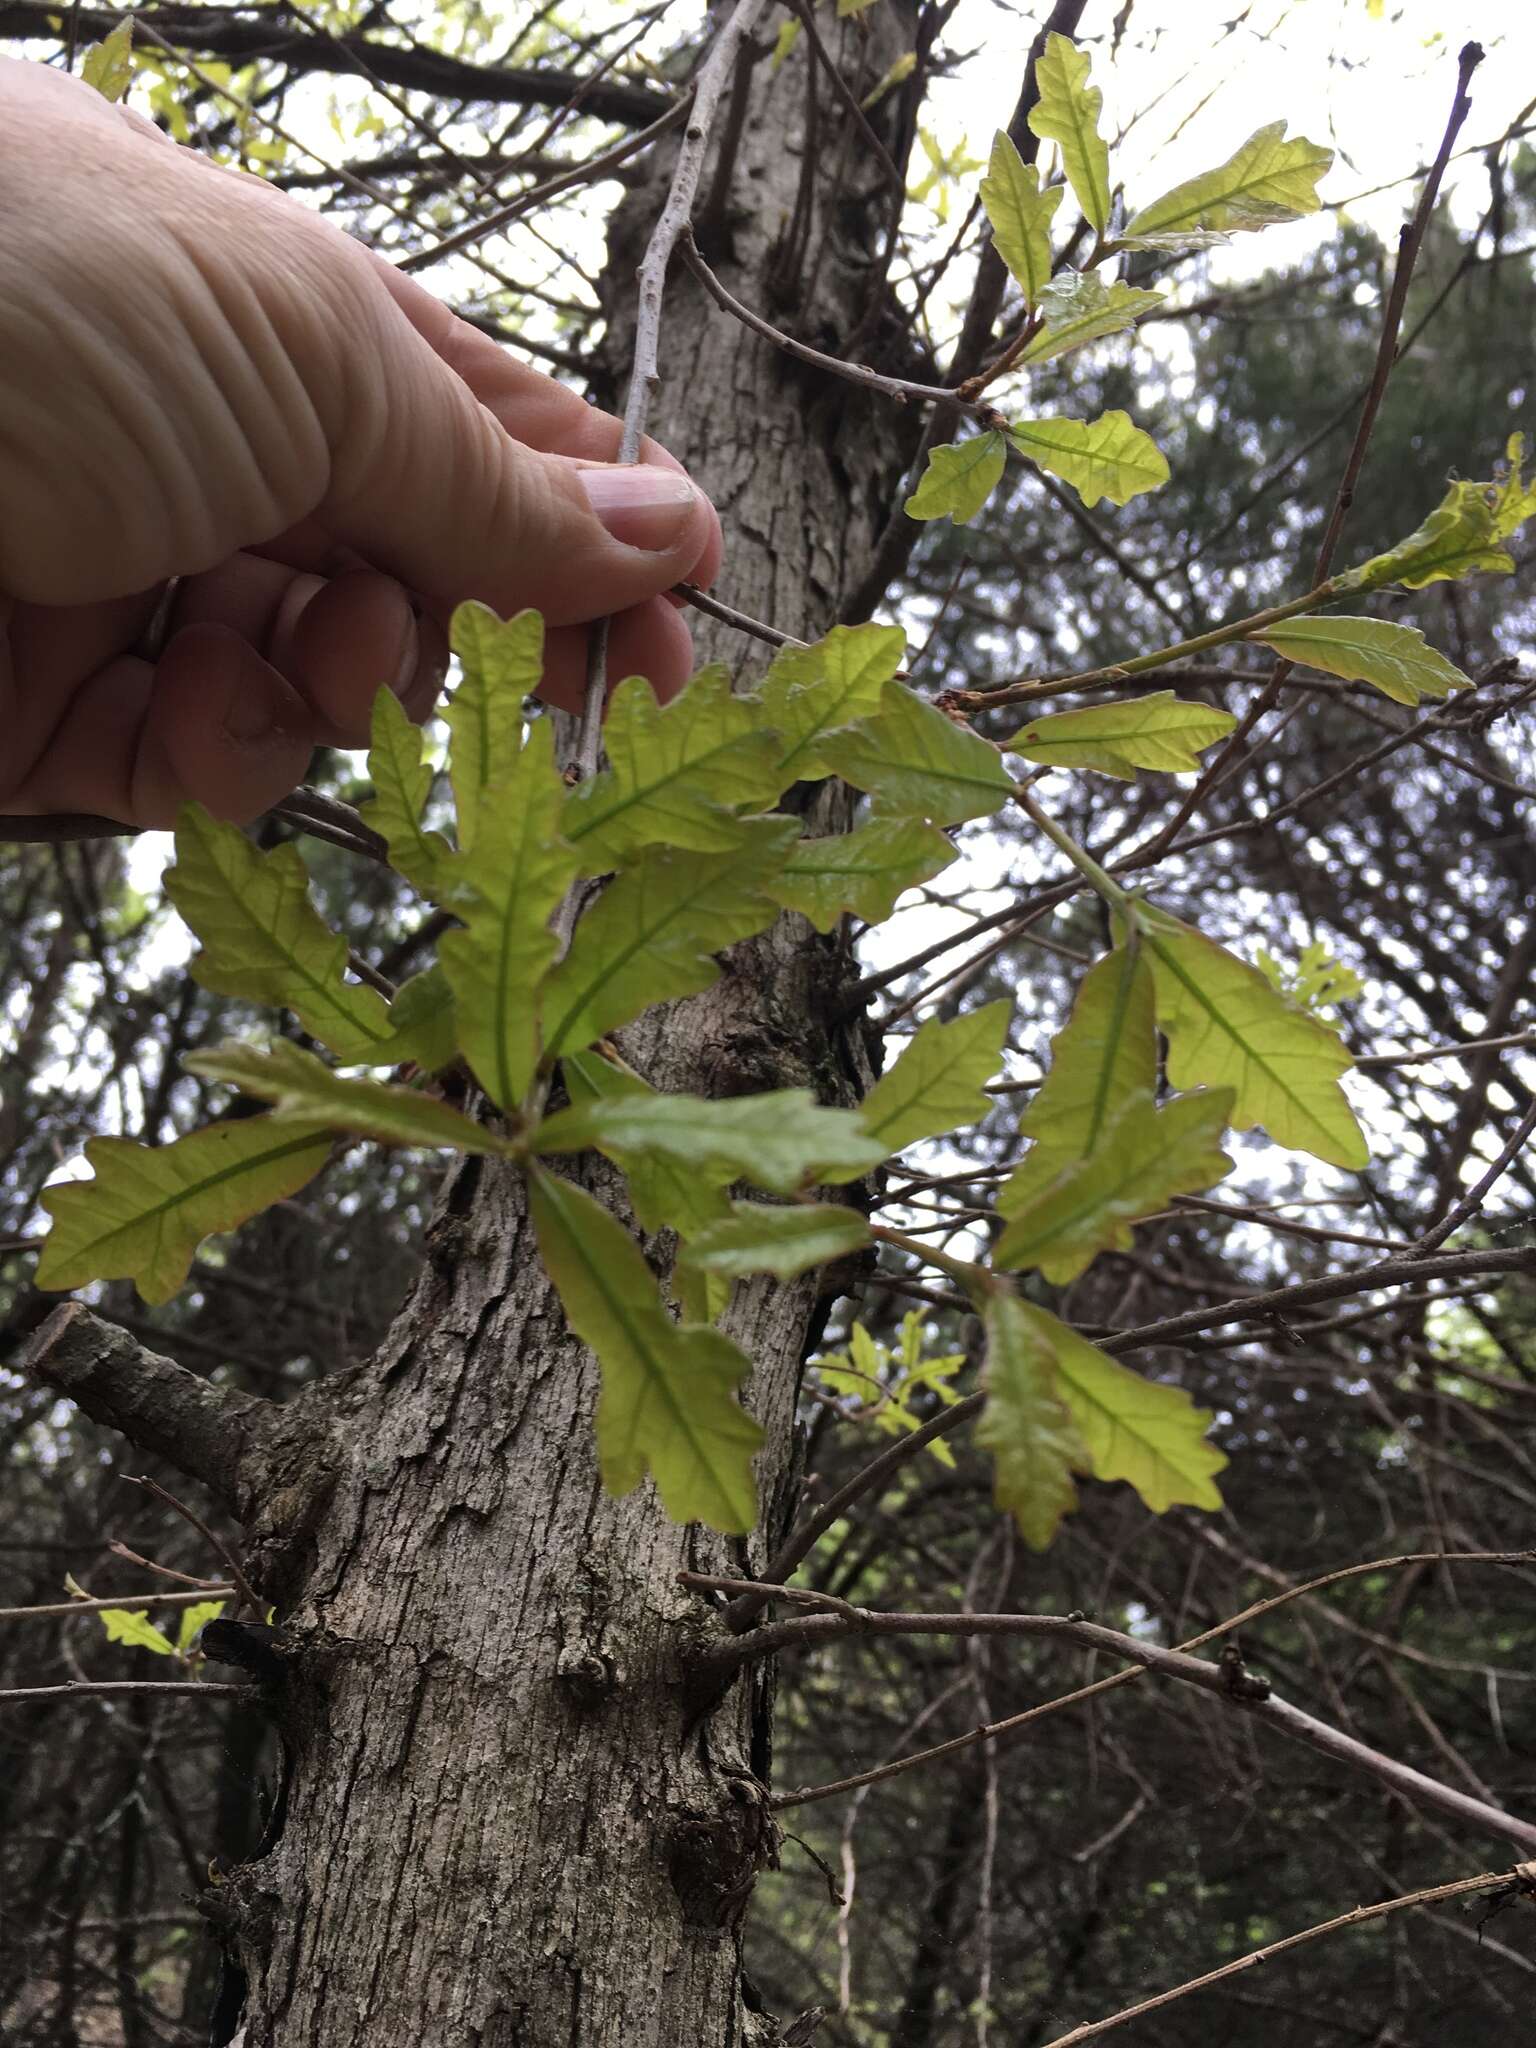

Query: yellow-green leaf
[976,1290,1089,1550]
[165,808,392,1062]
[1254,615,1470,707]
[561,667,781,866]
[762,624,908,782]
[680,1201,871,1280]
[819,682,1014,824]
[993,1088,1233,1281]
[368,966,459,1075]
[37,1120,332,1306]
[904,433,1008,525]
[437,720,578,1108]
[981,130,1062,308]
[1119,121,1331,250]
[529,1167,762,1532]
[536,1089,887,1193]
[185,1039,507,1155]
[1341,437,1536,591]
[861,1001,1010,1152]
[1009,411,1169,508]
[98,1608,176,1655]
[763,817,956,931]
[1007,945,1155,1202]
[81,20,134,100]
[770,15,800,69]
[1026,32,1111,237]
[1009,691,1237,778]
[177,1600,227,1653]
[446,604,545,852]
[1036,1304,1227,1513]
[560,1051,731,1238]
[1134,904,1368,1169]
[1020,272,1162,367]
[360,688,451,894]
[542,818,799,1059]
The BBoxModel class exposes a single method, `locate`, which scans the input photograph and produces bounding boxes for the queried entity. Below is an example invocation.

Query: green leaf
[1009,691,1236,779]
[81,20,134,100]
[560,1052,730,1237]
[1134,904,1368,1169]
[993,1088,1233,1281]
[165,807,392,1061]
[1253,616,1469,707]
[763,817,956,931]
[541,818,798,1059]
[1119,121,1331,250]
[1026,32,1111,237]
[528,1167,762,1532]
[1020,272,1163,367]
[437,720,578,1108]
[770,15,800,69]
[903,433,1008,525]
[368,966,459,1074]
[184,1039,508,1155]
[1341,441,1536,591]
[176,1600,228,1654]
[1036,1304,1227,1513]
[1256,940,1363,1020]
[98,1608,176,1655]
[680,1201,871,1280]
[561,667,782,865]
[536,1089,887,1193]
[816,1312,966,1468]
[1008,411,1169,509]
[980,131,1062,308]
[674,1260,735,1326]
[819,682,1014,824]
[360,688,451,893]
[976,1290,1089,1550]
[861,1002,1010,1151]
[761,623,908,783]
[446,604,545,852]
[1006,945,1156,1202]
[37,1119,332,1306]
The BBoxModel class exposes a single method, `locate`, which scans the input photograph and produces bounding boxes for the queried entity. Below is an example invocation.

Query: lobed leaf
[437,720,578,1108]
[1009,690,1236,778]
[903,433,1008,525]
[861,1001,1011,1152]
[1118,121,1331,250]
[537,1088,887,1194]
[81,20,134,100]
[37,1119,333,1306]
[764,816,956,931]
[367,966,459,1075]
[445,604,545,851]
[1021,272,1162,367]
[361,688,452,894]
[98,1609,177,1655]
[528,1167,762,1532]
[561,667,782,865]
[1341,440,1536,591]
[561,1052,732,1238]
[541,817,799,1059]
[1040,1305,1227,1513]
[680,1201,871,1281]
[980,131,1061,308]
[976,1290,1089,1550]
[1008,411,1169,509]
[1134,904,1368,1168]
[1026,32,1111,236]
[1254,615,1469,707]
[761,623,908,781]
[185,1039,507,1156]
[165,807,392,1062]
[820,681,1014,824]
[993,1087,1234,1281]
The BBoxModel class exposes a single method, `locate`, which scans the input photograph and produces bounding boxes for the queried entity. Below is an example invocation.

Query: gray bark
[36,9,927,2043]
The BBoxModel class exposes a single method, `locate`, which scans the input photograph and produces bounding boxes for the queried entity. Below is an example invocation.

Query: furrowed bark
[204,7,925,2043]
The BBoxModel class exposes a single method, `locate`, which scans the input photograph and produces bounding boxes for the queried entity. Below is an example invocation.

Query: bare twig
[0,1679,252,1707]
[0,1586,235,1624]
[121,1475,263,1619]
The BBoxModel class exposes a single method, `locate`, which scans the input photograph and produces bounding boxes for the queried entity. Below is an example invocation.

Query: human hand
[0,57,721,828]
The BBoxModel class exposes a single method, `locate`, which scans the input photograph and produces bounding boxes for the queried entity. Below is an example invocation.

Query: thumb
[319,311,712,625]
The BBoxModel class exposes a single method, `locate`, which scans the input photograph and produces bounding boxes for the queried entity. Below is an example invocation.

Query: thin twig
[0,1680,251,1706]
[0,1586,234,1624]
[121,1475,263,1619]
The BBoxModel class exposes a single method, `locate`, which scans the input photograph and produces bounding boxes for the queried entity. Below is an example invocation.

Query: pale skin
[0,56,723,828]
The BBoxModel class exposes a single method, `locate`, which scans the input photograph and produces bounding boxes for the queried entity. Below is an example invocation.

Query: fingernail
[578,464,701,551]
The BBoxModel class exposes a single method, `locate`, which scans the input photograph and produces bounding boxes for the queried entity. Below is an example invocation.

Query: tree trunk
[190,10,923,2043]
